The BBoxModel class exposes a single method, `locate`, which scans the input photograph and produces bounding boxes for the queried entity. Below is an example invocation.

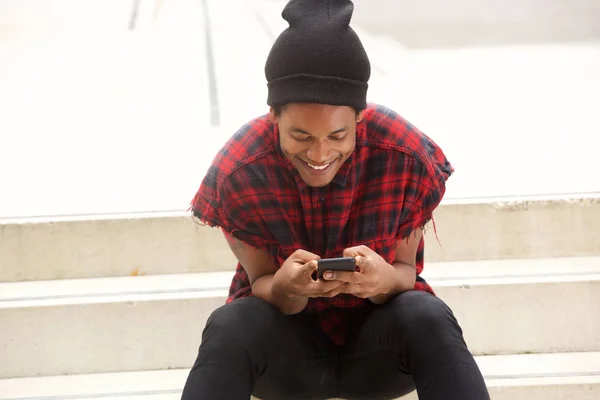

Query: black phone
[316,257,356,280]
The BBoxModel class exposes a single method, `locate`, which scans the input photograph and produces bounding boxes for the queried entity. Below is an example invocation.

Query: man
[182,0,489,399]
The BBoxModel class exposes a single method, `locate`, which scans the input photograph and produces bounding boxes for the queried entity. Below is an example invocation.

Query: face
[271,103,364,187]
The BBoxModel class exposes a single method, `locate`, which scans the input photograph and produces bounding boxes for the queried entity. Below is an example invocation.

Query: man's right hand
[272,249,347,299]
[222,232,345,314]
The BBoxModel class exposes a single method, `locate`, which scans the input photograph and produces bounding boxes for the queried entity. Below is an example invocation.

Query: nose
[307,141,331,164]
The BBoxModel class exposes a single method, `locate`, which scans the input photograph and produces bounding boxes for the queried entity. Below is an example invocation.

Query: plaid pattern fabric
[191,104,453,345]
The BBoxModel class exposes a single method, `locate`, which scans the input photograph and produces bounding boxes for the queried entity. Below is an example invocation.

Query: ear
[268,107,278,123]
[356,110,365,124]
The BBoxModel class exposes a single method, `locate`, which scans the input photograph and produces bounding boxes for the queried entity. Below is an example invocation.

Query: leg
[337,350,415,400]
[181,297,339,400]
[338,291,489,400]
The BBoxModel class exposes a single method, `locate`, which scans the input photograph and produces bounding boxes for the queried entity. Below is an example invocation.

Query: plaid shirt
[191,104,453,345]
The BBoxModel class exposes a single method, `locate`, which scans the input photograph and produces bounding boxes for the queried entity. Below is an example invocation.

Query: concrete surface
[2,195,599,282]
[0,212,239,282]
[0,292,226,378]
[1,352,599,400]
[1,256,598,377]
[2,1,599,395]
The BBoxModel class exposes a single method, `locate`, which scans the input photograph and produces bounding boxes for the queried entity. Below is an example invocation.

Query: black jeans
[181,291,489,400]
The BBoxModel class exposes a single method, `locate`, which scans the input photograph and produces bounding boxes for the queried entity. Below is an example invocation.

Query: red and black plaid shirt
[191,104,453,345]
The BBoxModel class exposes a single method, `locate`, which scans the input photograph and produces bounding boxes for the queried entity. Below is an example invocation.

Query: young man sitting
[182,0,489,399]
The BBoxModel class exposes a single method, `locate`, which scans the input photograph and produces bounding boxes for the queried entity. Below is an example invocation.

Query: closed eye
[291,133,311,141]
[329,133,347,141]
[289,126,349,142]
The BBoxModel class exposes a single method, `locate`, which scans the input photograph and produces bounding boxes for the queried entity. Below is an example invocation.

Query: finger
[293,249,321,262]
[323,283,369,298]
[321,289,342,298]
[355,245,374,256]
[339,284,371,299]
[322,270,362,283]
[304,260,319,271]
[342,247,359,258]
[321,283,349,298]
[354,255,370,273]
[304,260,319,279]
[342,245,372,258]
[309,279,345,295]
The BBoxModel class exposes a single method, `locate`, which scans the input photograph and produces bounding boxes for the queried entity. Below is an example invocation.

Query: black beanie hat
[265,0,371,109]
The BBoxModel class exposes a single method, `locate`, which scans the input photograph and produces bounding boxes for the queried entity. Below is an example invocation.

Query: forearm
[252,273,309,315]
[369,261,416,304]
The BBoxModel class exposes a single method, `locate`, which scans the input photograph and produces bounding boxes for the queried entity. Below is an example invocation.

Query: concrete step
[2,195,599,283]
[1,352,599,400]
[1,256,598,378]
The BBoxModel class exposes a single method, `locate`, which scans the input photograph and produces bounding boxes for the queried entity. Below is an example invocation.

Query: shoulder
[360,103,454,188]
[209,114,278,181]
[201,114,279,196]
[358,104,454,235]
[190,114,280,221]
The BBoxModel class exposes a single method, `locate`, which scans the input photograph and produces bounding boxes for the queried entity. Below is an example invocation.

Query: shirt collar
[275,121,366,190]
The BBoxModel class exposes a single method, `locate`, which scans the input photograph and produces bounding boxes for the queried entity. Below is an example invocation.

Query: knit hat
[265,0,371,109]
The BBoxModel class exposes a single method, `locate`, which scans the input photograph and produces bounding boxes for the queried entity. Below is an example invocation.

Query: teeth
[308,162,330,170]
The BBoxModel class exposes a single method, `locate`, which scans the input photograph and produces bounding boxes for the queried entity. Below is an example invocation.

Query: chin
[306,181,330,188]
[303,176,333,187]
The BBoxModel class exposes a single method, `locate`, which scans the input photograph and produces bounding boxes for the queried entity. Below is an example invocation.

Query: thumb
[305,260,319,280]
[355,256,369,272]
[305,260,318,271]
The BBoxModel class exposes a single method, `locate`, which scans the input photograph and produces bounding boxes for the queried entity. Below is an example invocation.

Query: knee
[203,297,281,345]
[387,291,462,342]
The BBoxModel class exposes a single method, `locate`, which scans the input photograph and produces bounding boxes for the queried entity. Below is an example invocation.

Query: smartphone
[316,257,356,280]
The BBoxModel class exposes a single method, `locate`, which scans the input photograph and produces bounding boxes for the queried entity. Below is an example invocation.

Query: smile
[307,162,331,170]
[298,158,336,175]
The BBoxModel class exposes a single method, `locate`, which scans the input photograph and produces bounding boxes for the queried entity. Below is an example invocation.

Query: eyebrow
[290,126,349,136]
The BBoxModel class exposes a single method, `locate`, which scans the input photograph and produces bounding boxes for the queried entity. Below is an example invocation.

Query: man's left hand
[321,245,396,298]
